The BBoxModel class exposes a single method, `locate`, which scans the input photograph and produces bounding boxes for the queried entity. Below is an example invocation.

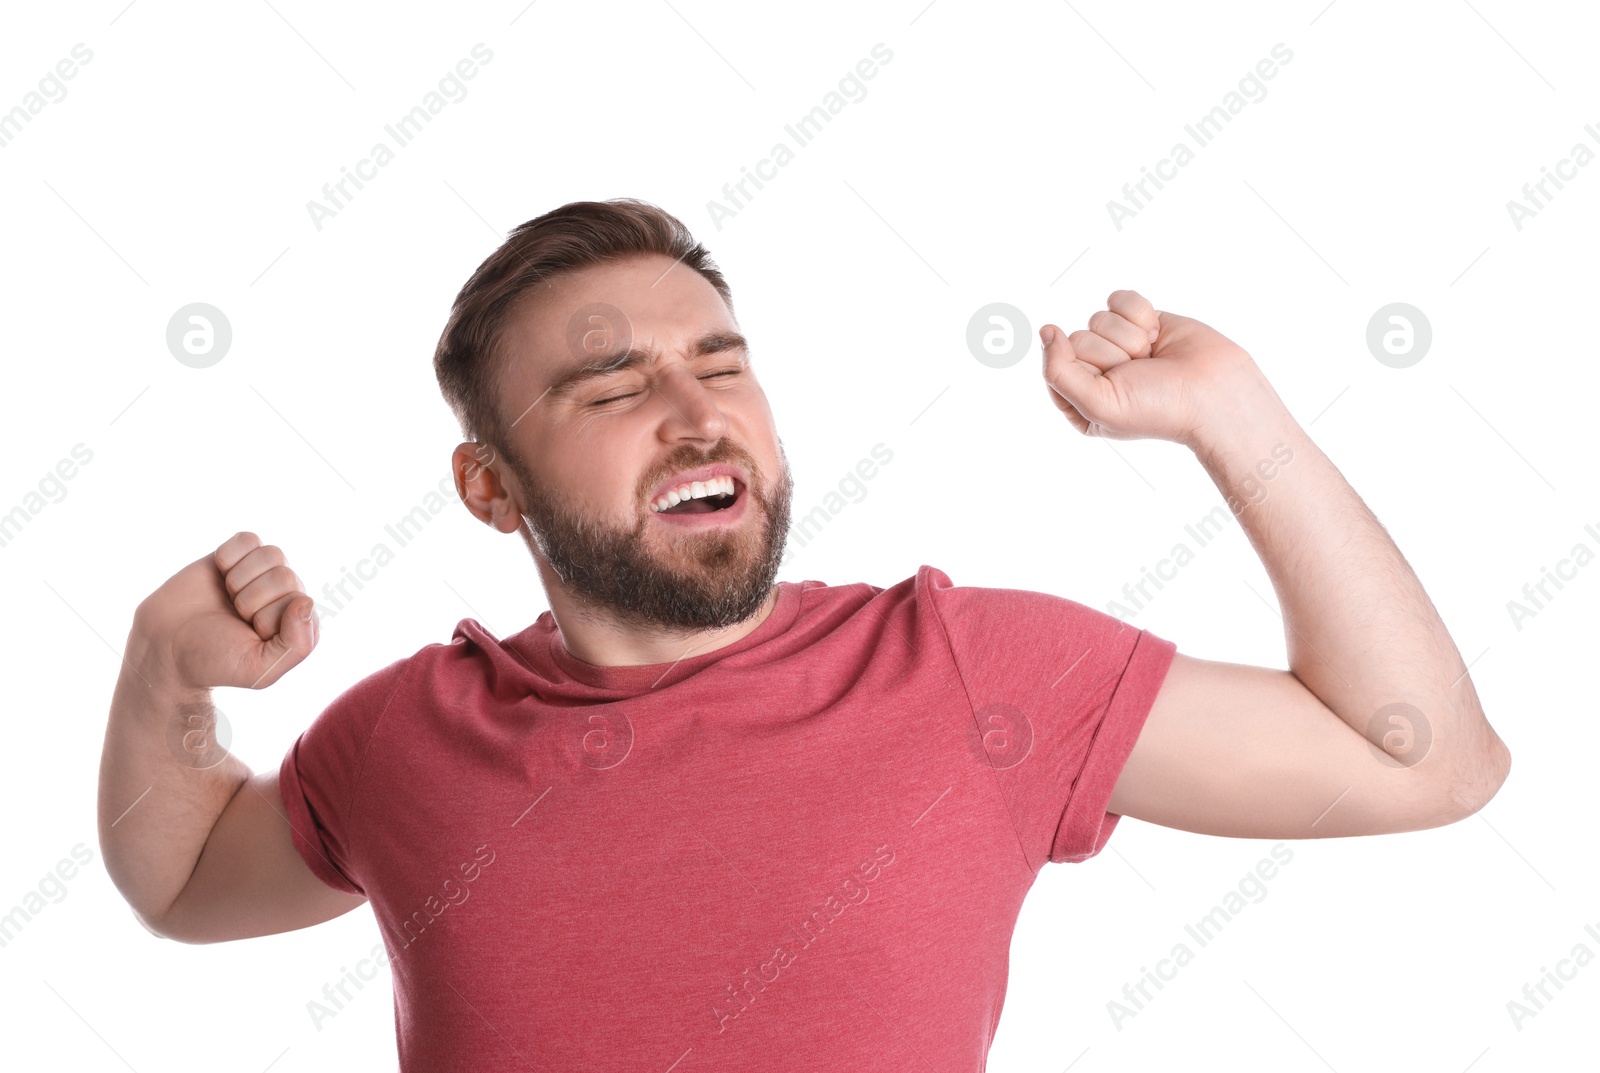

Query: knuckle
[217,531,259,567]
[1108,289,1150,317]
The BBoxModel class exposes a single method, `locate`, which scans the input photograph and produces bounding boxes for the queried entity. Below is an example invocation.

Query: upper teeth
[651,475,736,512]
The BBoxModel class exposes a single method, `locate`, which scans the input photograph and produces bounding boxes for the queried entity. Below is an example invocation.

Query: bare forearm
[96,626,252,931]
[1190,374,1509,796]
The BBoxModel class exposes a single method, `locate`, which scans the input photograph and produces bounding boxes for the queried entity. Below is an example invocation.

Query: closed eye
[590,369,741,407]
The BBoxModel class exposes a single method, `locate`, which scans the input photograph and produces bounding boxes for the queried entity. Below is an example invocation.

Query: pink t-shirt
[280,564,1177,1071]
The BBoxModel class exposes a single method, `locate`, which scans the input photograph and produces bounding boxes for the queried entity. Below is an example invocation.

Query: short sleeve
[922,566,1177,871]
[277,657,411,895]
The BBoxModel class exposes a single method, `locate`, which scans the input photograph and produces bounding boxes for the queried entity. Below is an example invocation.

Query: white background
[2,0,1596,1070]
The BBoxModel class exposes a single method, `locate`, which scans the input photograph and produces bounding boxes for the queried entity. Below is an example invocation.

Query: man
[98,198,1510,1071]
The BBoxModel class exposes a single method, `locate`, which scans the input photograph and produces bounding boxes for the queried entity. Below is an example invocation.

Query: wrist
[1185,367,1298,466]
[120,621,209,701]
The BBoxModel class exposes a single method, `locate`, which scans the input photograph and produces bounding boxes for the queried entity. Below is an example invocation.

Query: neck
[544,579,780,669]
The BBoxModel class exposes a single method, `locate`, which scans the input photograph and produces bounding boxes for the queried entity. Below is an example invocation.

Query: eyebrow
[544,329,750,402]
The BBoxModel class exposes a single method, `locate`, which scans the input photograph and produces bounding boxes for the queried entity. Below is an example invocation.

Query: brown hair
[432,198,734,455]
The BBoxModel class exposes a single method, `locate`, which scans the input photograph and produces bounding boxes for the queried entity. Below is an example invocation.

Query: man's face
[490,253,793,633]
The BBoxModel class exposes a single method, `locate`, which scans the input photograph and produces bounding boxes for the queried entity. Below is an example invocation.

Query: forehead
[498,254,735,393]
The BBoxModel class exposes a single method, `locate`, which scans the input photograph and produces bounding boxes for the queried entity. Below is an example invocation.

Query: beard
[506,438,793,634]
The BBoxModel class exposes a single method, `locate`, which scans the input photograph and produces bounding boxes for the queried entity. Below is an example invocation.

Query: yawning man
[99,198,1511,1071]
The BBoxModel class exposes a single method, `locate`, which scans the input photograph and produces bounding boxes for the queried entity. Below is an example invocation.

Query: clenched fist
[130,532,319,692]
[1039,289,1265,449]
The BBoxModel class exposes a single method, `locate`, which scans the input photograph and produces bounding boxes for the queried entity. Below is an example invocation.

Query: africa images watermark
[1106,442,1293,621]
[1106,843,1295,1030]
[312,472,464,624]
[778,441,894,570]
[1505,121,1600,231]
[306,43,494,231]
[0,842,96,950]
[0,43,93,151]
[1504,919,1600,1031]
[1107,42,1294,231]
[706,42,894,230]
[309,841,497,1030]
[0,442,94,551]
[709,843,896,1035]
[1504,520,1599,632]
[306,941,390,1031]
[390,844,497,951]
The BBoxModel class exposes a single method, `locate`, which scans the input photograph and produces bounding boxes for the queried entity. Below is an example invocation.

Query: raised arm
[1040,292,1510,838]
[97,533,366,941]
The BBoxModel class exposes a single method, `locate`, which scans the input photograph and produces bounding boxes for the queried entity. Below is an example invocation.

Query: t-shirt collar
[531,580,803,692]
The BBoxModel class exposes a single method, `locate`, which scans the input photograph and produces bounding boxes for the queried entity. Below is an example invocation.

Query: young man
[98,199,1510,1071]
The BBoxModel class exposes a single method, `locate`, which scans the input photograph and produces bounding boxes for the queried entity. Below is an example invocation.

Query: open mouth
[659,492,737,515]
[651,476,746,517]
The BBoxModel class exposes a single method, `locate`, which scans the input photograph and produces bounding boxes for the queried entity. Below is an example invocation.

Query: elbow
[119,887,213,946]
[135,899,230,946]
[136,913,222,946]
[103,867,179,943]
[102,862,192,944]
[129,903,183,943]
[1442,730,1512,821]
[127,897,195,944]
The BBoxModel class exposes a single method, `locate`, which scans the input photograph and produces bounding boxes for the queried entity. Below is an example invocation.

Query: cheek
[551,427,642,509]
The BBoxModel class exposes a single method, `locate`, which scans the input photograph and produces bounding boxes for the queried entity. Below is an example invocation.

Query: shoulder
[792,563,1126,637]
[911,563,1134,644]
[307,618,493,735]
[910,564,1174,697]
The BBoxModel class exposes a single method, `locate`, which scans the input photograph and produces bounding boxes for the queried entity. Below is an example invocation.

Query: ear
[452,441,523,534]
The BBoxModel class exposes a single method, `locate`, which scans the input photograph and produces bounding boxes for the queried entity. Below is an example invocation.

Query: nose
[652,364,728,443]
